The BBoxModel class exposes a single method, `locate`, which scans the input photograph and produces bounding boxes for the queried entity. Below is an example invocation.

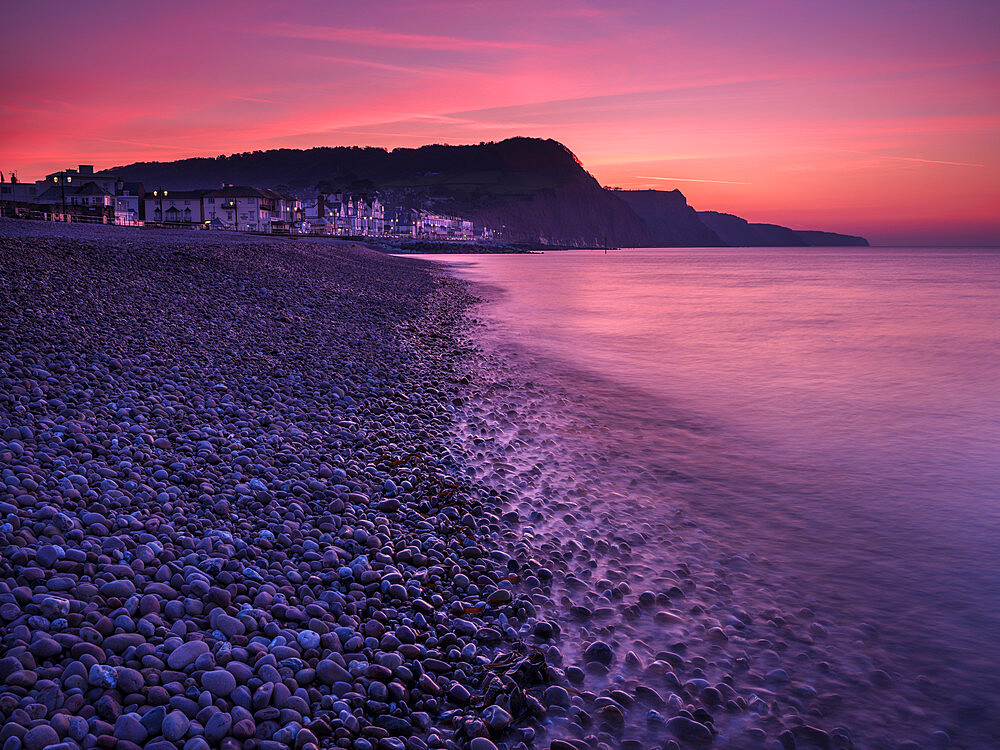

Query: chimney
[317,193,327,218]
[78,165,94,175]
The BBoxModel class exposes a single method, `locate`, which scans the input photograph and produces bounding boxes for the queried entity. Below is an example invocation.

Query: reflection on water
[428,247,1000,744]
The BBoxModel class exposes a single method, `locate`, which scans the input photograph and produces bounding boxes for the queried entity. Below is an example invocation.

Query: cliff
[794,230,870,247]
[614,190,724,247]
[698,211,869,247]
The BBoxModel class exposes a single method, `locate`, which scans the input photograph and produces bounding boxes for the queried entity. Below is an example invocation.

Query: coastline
[2,221,989,750]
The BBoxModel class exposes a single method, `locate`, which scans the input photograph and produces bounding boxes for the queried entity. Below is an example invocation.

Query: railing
[0,206,115,224]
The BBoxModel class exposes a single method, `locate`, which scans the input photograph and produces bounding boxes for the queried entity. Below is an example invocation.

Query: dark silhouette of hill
[794,229,870,246]
[698,211,869,247]
[106,138,867,247]
[107,138,651,247]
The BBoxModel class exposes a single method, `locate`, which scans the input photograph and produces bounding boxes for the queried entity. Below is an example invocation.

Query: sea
[427,247,1000,747]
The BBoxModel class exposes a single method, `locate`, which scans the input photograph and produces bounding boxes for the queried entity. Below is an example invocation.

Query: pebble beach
[0,221,545,750]
[0,221,983,750]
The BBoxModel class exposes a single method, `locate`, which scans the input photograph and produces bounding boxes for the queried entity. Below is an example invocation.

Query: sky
[1,0,998,245]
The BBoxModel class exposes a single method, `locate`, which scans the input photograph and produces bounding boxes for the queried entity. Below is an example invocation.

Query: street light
[152,188,168,224]
[225,199,238,230]
[55,174,72,219]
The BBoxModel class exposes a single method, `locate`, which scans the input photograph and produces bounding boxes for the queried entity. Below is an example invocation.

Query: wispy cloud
[636,175,752,185]
[87,136,176,149]
[404,113,549,129]
[437,76,792,122]
[264,23,541,51]
[881,155,986,168]
[228,95,280,104]
[310,55,435,75]
[834,148,987,168]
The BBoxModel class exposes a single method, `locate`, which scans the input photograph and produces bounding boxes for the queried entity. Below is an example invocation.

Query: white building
[144,189,206,225]
[113,181,144,225]
[204,186,277,232]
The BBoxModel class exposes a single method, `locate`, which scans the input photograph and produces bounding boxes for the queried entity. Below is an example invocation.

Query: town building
[34,176,115,222]
[30,165,146,225]
[261,188,302,232]
[385,207,417,237]
[144,189,207,225]
[0,174,40,204]
[36,165,121,198]
[308,192,385,235]
[418,210,475,239]
[382,207,480,239]
[203,186,281,232]
[113,182,145,225]
[4,164,493,240]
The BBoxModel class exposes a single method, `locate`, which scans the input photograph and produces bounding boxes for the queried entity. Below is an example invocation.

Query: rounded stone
[202,669,237,697]
[583,641,614,665]
[167,640,209,670]
[162,711,191,742]
[23,727,60,750]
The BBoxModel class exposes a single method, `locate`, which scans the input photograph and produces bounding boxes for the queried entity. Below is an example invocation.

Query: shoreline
[429,251,996,749]
[366,239,569,255]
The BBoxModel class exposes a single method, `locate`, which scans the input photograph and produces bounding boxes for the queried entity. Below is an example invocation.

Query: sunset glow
[2,0,998,244]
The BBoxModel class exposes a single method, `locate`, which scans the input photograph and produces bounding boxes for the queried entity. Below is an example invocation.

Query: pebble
[583,640,614,665]
[161,711,190,742]
[201,669,237,697]
[23,726,60,750]
[666,716,714,743]
[113,714,148,744]
[482,704,512,731]
[167,640,209,670]
[296,629,320,649]
[88,663,117,689]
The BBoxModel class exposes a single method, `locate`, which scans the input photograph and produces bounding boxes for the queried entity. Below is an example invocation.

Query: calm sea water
[430,247,1000,740]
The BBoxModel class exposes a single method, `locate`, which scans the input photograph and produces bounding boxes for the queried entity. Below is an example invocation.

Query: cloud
[834,148,987,168]
[263,23,541,51]
[636,175,752,185]
[228,95,280,104]
[309,55,437,75]
[881,155,986,168]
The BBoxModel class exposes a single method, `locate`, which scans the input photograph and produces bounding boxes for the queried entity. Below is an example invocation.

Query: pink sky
[2,0,998,244]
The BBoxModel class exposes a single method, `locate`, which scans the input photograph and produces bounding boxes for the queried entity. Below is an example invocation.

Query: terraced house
[309,191,385,235]
[203,185,300,232]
